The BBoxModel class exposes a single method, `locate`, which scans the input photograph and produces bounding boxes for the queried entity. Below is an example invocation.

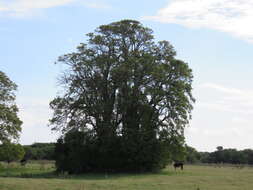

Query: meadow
[0,161,253,190]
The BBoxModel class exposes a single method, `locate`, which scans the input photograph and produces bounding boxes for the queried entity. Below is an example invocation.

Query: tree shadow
[0,169,174,180]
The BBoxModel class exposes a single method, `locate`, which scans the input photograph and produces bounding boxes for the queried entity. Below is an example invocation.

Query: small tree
[50,20,195,173]
[0,71,22,143]
[216,146,223,151]
[0,143,25,163]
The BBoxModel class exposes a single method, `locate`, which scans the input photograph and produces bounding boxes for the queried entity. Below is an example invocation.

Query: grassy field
[0,161,253,190]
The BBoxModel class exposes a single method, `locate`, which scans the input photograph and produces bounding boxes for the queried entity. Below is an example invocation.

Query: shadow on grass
[0,168,175,180]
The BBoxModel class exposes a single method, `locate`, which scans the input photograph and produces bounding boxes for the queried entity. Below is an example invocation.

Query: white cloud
[197,83,253,109]
[144,0,253,43]
[81,1,111,9]
[184,82,253,151]
[0,0,110,18]
[0,0,76,17]
[197,83,253,113]
[231,117,249,124]
[199,83,245,95]
[17,98,59,144]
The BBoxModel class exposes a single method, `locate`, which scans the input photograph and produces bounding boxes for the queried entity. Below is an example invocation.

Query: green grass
[1,162,253,190]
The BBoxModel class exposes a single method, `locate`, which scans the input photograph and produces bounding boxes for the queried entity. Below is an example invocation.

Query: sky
[1,0,253,152]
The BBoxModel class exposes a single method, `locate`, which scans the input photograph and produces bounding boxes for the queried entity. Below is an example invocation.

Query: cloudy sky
[1,0,253,152]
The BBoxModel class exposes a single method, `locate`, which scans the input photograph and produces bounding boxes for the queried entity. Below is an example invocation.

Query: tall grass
[1,163,253,190]
[0,160,55,178]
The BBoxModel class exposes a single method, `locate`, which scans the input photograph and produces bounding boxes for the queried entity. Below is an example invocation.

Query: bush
[23,143,55,160]
[55,129,170,173]
[0,143,25,163]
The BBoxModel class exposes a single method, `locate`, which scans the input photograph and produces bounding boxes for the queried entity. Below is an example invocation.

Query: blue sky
[1,0,253,151]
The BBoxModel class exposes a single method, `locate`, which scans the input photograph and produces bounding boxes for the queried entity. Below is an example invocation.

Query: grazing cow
[20,158,28,166]
[173,162,184,170]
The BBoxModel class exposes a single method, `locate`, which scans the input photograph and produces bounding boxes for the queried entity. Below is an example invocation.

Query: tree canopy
[0,71,22,143]
[23,143,55,160]
[50,20,195,173]
[0,142,25,163]
[199,148,253,165]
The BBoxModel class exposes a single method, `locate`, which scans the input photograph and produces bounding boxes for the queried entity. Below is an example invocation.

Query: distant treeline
[23,143,55,160]
[20,143,253,165]
[185,146,253,165]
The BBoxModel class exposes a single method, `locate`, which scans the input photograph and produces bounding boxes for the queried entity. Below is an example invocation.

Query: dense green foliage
[200,146,253,164]
[23,143,55,160]
[181,145,253,165]
[50,20,194,173]
[0,71,22,143]
[0,143,25,163]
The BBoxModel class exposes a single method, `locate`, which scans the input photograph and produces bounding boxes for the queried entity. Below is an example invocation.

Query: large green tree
[0,142,25,163]
[50,20,195,173]
[0,71,22,143]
